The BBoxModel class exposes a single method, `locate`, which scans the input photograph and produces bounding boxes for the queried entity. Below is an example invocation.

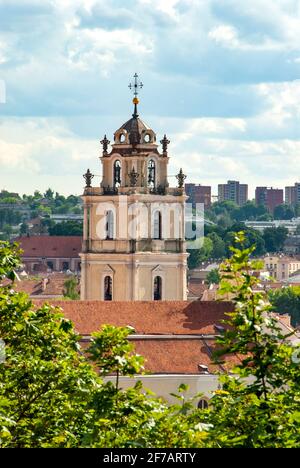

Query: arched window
[148,159,156,188]
[104,276,112,301]
[113,160,121,188]
[153,276,162,301]
[106,210,114,240]
[153,211,162,240]
[197,399,209,410]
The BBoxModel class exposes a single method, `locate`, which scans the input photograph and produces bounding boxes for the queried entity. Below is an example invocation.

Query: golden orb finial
[133,97,139,105]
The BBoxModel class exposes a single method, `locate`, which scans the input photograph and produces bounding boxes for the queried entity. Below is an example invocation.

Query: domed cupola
[99,74,174,191]
[114,115,156,146]
[113,73,156,147]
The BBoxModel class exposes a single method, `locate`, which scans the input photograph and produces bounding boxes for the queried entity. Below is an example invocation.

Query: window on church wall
[113,160,121,188]
[153,211,162,240]
[104,276,113,301]
[197,399,209,410]
[153,276,162,301]
[106,210,114,240]
[148,159,156,188]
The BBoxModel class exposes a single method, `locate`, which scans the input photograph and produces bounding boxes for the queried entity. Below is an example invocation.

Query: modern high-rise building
[185,183,211,207]
[255,187,283,213]
[218,180,248,206]
[285,183,300,206]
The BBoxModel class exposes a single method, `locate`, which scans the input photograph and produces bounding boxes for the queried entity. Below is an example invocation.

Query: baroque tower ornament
[176,168,186,188]
[129,167,139,187]
[160,134,170,155]
[100,135,110,155]
[83,169,94,188]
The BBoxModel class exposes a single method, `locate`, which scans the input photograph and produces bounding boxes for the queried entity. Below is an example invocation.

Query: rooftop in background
[32,300,233,336]
[15,236,82,258]
[31,300,299,374]
[2,273,75,298]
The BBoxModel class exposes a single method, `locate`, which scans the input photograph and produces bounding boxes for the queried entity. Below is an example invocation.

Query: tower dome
[114,115,156,146]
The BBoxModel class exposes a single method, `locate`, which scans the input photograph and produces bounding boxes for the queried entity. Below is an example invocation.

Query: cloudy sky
[0,0,300,197]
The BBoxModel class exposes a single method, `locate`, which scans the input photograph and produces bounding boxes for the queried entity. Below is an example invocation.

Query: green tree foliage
[205,268,220,285]
[63,276,80,300]
[187,237,213,269]
[19,222,29,236]
[268,286,300,327]
[1,224,13,241]
[263,226,288,252]
[1,240,300,447]
[0,208,22,230]
[274,204,295,220]
[207,232,226,259]
[226,224,266,256]
[44,188,54,200]
[206,200,269,226]
[0,241,205,448]
[199,233,300,447]
[48,221,83,236]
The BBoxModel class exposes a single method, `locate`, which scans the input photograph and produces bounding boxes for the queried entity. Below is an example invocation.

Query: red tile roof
[3,273,76,297]
[188,280,208,298]
[132,339,220,373]
[15,236,82,258]
[32,300,233,335]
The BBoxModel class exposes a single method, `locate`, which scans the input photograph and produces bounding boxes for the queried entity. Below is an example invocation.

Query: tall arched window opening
[104,276,112,301]
[148,159,156,188]
[114,160,121,188]
[197,399,209,410]
[106,210,114,240]
[153,276,162,301]
[153,211,162,240]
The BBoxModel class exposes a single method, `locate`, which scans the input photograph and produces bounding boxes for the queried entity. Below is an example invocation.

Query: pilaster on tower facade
[80,75,188,301]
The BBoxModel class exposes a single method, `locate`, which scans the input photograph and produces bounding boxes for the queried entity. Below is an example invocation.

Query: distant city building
[245,218,300,234]
[218,180,248,206]
[15,236,82,273]
[285,183,300,206]
[49,214,83,223]
[255,186,284,213]
[263,255,300,281]
[185,183,211,207]
[284,236,300,254]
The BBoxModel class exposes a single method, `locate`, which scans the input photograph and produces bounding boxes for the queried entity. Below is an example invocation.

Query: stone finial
[83,168,94,188]
[176,168,186,188]
[100,135,110,155]
[160,134,170,155]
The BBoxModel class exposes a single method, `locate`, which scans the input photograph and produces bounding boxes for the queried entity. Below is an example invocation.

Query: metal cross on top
[128,73,143,98]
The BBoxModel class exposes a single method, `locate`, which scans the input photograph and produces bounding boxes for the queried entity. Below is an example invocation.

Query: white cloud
[208,23,282,51]
[65,26,153,75]
[0,0,300,197]
[208,25,239,47]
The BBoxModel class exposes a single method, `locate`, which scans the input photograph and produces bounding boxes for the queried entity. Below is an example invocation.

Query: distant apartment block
[218,180,248,206]
[285,183,300,206]
[185,183,211,207]
[255,187,284,213]
[245,218,300,235]
[264,255,300,281]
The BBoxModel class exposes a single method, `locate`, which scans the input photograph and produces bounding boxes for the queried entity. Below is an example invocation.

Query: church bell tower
[80,74,188,301]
